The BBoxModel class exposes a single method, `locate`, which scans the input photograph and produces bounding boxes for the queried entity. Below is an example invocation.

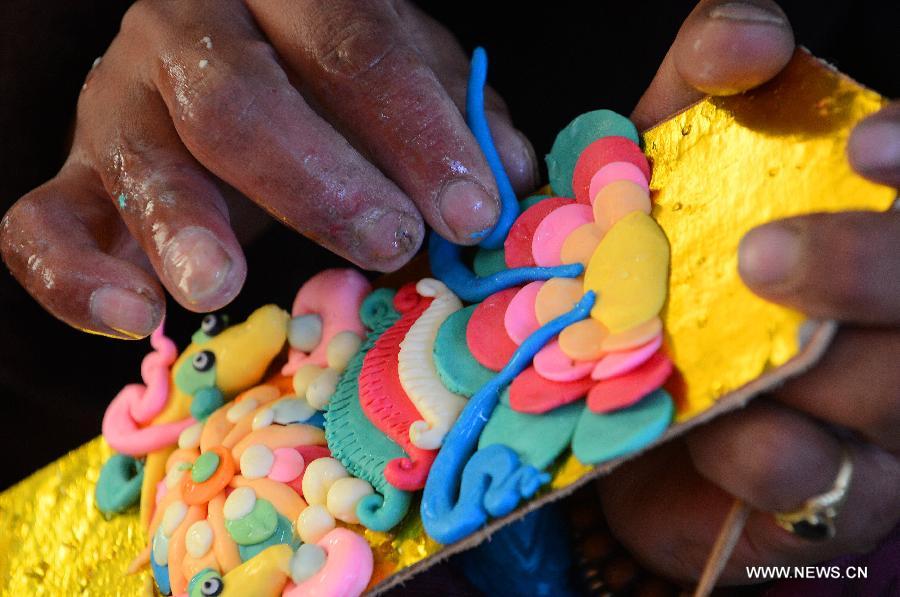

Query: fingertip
[738,222,801,290]
[89,285,164,339]
[847,103,900,188]
[161,226,247,312]
[674,0,794,96]
[437,179,500,245]
[353,208,424,272]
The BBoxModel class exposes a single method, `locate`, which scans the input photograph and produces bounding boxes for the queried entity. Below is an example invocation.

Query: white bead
[295,505,335,544]
[326,477,374,524]
[185,520,214,559]
[326,331,362,372]
[223,486,256,521]
[251,407,275,430]
[301,457,348,506]
[152,528,170,566]
[240,444,275,479]
[289,314,323,352]
[290,543,327,583]
[177,422,203,449]
[292,364,324,397]
[161,500,188,537]
[226,398,259,423]
[306,368,340,410]
[272,397,315,424]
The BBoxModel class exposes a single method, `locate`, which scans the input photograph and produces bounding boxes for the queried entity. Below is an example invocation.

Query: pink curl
[282,528,373,597]
[102,320,192,457]
[129,321,178,425]
[102,385,194,456]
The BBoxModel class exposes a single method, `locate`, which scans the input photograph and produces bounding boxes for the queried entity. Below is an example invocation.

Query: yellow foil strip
[648,50,895,420]
[1,50,895,595]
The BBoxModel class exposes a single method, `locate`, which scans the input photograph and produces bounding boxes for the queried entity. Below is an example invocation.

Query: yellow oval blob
[584,211,669,333]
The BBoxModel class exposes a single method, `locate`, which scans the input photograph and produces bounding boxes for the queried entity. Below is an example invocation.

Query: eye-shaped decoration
[200,577,223,596]
[201,313,228,337]
[192,350,216,373]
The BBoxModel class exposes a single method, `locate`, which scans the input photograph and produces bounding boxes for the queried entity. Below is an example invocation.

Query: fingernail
[847,110,900,183]
[163,226,232,304]
[709,1,786,25]
[358,208,421,265]
[438,179,500,242]
[90,286,158,338]
[739,223,801,287]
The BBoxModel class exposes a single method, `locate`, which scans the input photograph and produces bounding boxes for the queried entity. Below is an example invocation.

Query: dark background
[0,0,897,490]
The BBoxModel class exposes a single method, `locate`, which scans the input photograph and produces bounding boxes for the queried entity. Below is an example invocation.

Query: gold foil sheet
[648,50,895,420]
[1,50,895,595]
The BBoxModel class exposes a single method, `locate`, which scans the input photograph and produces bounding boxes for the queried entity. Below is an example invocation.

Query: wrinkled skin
[0,0,537,339]
[1,0,898,587]
[599,0,900,585]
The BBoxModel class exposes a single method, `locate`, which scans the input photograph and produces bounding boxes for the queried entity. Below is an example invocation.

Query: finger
[80,52,246,311]
[686,402,900,571]
[399,2,539,195]
[123,0,423,272]
[246,0,502,243]
[848,101,900,188]
[738,211,900,323]
[631,0,794,130]
[0,165,165,339]
[772,327,900,451]
[599,404,900,583]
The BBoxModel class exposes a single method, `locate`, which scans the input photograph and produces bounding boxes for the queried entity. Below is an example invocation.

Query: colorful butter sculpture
[2,48,895,596]
[89,47,677,595]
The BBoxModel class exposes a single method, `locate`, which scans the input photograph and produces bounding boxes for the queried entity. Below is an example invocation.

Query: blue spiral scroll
[429,233,583,303]
[467,47,519,249]
[421,292,596,544]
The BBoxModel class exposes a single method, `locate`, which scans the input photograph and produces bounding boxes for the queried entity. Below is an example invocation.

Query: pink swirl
[129,322,178,424]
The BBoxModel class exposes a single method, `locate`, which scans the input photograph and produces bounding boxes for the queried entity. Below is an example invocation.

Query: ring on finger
[773,444,853,541]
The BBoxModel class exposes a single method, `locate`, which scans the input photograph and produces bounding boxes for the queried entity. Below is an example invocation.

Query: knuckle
[120,0,168,39]
[174,73,263,153]
[312,6,399,79]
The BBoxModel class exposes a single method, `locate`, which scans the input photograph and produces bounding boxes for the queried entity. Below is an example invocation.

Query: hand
[596,0,900,584]
[0,0,537,339]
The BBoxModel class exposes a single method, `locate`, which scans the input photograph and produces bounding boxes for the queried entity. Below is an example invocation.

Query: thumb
[631,0,794,130]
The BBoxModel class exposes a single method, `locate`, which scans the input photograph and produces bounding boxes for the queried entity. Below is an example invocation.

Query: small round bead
[295,504,335,544]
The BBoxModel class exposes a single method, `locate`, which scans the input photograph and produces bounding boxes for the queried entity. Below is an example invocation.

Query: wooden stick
[693,499,751,597]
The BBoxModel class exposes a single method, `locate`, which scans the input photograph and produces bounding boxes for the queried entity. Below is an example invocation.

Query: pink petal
[531,204,594,267]
[534,340,596,382]
[504,281,544,345]
[591,333,663,380]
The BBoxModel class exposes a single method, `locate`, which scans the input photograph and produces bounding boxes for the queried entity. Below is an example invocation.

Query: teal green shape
[545,110,639,197]
[571,389,674,465]
[117,193,126,209]
[188,569,221,597]
[433,306,494,397]
[237,514,297,561]
[190,386,224,421]
[519,194,551,210]
[325,289,412,532]
[95,454,144,515]
[225,498,278,545]
[191,451,220,483]
[473,247,507,277]
[479,396,584,470]
[174,359,216,397]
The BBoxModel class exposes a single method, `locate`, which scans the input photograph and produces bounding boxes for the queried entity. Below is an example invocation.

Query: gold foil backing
[647,50,894,420]
[1,50,896,595]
